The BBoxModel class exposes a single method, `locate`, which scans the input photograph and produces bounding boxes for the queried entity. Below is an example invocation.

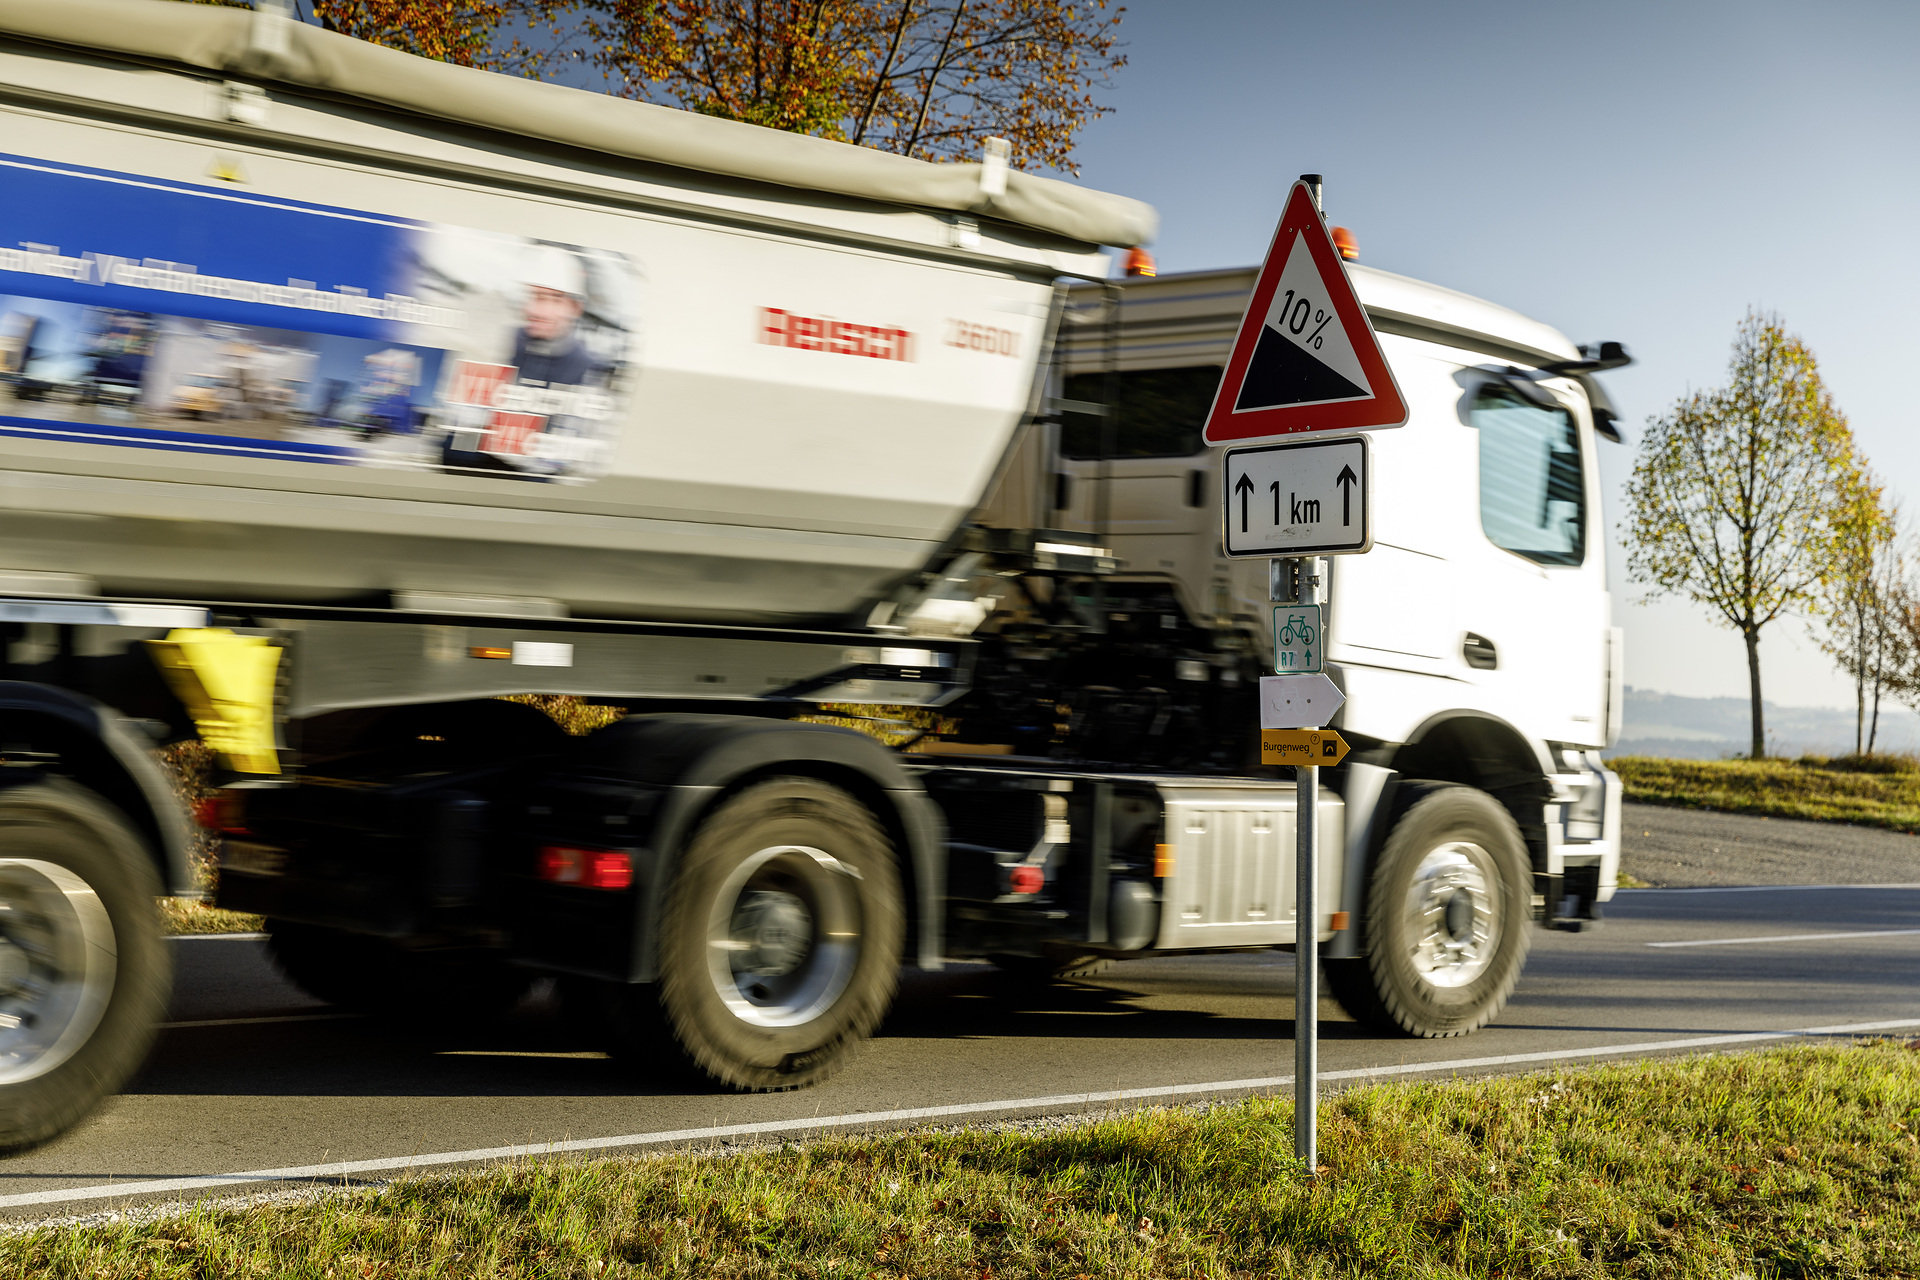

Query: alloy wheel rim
[0,858,118,1085]
[1404,841,1498,989]
[705,844,862,1029]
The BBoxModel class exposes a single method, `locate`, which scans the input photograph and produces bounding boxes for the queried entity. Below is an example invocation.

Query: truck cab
[1024,264,1624,934]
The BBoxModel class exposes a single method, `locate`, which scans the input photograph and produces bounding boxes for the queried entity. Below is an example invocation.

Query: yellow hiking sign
[1260,728,1349,768]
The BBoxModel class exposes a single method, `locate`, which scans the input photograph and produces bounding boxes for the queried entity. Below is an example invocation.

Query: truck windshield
[1471,383,1585,566]
[1059,365,1220,459]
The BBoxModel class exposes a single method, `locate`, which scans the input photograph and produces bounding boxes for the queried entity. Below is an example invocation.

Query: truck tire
[1325,784,1531,1038]
[0,779,172,1153]
[628,777,904,1091]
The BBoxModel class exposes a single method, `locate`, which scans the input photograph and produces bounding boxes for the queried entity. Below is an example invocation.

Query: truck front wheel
[1325,784,1531,1038]
[619,777,903,1091]
[0,780,172,1153]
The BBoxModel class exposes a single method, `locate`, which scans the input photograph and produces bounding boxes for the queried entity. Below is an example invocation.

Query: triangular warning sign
[1203,181,1408,445]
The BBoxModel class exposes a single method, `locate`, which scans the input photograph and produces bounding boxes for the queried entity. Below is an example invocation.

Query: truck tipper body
[0,0,1623,1152]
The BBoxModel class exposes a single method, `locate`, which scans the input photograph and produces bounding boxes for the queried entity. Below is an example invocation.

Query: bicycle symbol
[1277,615,1318,648]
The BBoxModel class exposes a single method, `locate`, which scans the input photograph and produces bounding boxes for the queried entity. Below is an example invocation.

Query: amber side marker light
[1154,843,1176,878]
[1331,226,1359,261]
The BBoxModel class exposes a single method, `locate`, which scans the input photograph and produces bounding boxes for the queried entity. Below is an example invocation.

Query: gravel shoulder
[1621,800,1920,887]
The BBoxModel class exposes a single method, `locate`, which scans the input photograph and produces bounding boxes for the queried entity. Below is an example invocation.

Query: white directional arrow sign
[1260,673,1345,729]
[1222,435,1369,558]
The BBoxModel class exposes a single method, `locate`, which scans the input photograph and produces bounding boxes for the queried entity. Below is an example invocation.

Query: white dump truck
[0,0,1623,1151]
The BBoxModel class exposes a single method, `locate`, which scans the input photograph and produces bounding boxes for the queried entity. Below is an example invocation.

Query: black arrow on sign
[1334,463,1359,526]
[1234,472,1255,532]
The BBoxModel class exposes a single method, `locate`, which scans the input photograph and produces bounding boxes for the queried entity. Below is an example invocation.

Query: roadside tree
[1816,469,1905,754]
[1623,311,1855,759]
[1882,569,1920,740]
[578,0,1127,172]
[186,0,1127,173]
[183,0,568,73]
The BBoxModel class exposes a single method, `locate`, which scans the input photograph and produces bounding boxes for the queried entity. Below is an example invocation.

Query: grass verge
[157,898,264,935]
[9,1042,1918,1278]
[1613,754,1920,834]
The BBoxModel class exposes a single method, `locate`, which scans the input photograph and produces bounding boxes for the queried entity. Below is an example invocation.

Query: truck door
[1457,374,1609,744]
[1052,364,1220,618]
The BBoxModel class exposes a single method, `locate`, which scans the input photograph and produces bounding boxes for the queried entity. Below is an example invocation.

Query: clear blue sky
[1061,0,1919,710]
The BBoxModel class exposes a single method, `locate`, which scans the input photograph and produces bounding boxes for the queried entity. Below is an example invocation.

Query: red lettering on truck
[482,411,544,456]
[759,307,913,362]
[449,361,515,407]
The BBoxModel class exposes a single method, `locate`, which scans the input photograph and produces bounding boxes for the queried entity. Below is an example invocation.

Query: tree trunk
[1856,667,1865,757]
[1855,606,1868,755]
[1744,627,1765,759]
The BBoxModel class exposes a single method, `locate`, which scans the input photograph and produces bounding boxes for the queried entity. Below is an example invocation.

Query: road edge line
[5,1014,1920,1212]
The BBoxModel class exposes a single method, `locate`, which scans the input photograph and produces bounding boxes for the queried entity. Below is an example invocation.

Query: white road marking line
[5,1014,1919,1212]
[168,933,269,942]
[1647,929,1920,949]
[159,1014,358,1030]
[1616,884,1920,894]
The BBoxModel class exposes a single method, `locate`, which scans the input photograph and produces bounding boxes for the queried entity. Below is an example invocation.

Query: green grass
[157,897,264,935]
[9,1042,1918,1278]
[1613,754,1920,834]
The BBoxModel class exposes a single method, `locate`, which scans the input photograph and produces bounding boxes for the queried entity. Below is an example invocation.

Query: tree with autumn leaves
[1625,312,1858,760]
[1624,310,1920,760]
[187,1,1125,174]
[186,1,561,70]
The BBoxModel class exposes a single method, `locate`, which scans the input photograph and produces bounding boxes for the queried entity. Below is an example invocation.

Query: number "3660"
[945,320,1019,357]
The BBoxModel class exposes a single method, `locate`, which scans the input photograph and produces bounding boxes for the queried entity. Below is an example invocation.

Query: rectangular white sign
[1222,436,1370,558]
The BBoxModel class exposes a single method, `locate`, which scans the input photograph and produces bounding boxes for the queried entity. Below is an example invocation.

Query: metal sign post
[1263,560,1336,1171]
[1216,173,1394,1177]
[1288,559,1320,1171]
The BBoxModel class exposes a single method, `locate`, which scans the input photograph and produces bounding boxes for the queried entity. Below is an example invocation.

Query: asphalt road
[3,809,1918,1223]
[1622,800,1920,887]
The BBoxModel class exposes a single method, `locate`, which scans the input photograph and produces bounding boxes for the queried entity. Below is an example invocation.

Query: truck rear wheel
[626,777,903,1091]
[1326,784,1531,1038]
[0,779,171,1153]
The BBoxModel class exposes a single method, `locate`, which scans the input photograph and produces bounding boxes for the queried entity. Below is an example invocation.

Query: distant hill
[1607,687,1920,759]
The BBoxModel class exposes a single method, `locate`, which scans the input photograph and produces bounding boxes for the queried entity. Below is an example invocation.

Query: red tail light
[192,792,250,835]
[1008,865,1045,895]
[586,850,632,890]
[537,845,632,890]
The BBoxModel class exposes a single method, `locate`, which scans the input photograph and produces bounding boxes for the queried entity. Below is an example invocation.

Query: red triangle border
[1201,181,1408,445]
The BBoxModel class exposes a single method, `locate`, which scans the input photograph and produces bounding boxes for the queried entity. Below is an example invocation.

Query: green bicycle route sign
[1272,603,1323,673]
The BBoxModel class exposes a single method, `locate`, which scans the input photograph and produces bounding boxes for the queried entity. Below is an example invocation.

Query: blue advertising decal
[0,153,640,480]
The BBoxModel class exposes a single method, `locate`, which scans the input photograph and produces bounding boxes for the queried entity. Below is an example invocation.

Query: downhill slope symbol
[1235,229,1373,411]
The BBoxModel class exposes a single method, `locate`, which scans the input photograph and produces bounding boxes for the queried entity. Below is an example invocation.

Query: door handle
[1462,633,1498,670]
